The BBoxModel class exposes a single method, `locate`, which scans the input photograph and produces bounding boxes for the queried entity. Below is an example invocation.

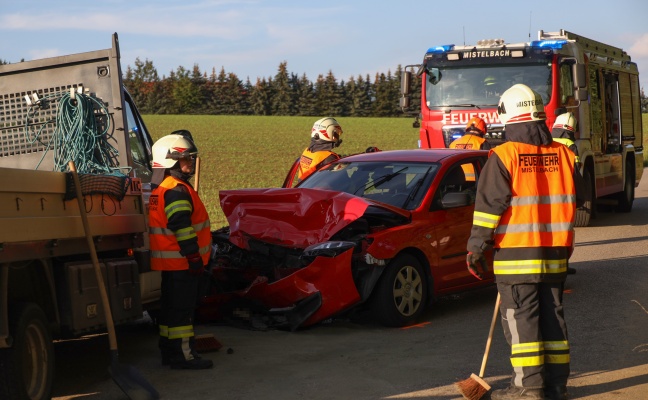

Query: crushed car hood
[219,188,408,249]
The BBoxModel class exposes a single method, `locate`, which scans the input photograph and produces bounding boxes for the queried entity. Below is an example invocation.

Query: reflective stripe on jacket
[296,149,338,182]
[149,176,211,271]
[553,137,580,163]
[489,142,576,250]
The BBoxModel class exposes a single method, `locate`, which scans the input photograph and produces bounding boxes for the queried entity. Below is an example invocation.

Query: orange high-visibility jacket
[296,149,339,182]
[149,176,211,271]
[490,142,576,249]
[450,134,487,181]
[449,134,487,150]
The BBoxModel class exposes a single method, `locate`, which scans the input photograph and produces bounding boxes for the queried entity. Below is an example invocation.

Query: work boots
[164,335,213,369]
[491,386,544,400]
[169,355,213,370]
[162,353,213,369]
[544,385,568,400]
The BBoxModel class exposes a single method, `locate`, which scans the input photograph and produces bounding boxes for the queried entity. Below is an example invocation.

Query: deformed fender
[237,246,361,329]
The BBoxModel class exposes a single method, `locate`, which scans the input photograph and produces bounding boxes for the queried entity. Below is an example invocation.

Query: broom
[455,292,501,400]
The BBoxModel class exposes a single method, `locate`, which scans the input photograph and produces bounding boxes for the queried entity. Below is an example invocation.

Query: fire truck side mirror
[573,64,587,89]
[400,96,410,110]
[574,88,588,101]
[400,71,412,110]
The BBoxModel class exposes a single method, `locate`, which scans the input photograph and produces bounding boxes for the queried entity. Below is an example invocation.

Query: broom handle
[194,156,201,193]
[479,291,501,378]
[68,161,118,352]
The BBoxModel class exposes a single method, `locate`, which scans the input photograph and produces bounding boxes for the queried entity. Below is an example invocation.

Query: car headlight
[302,241,356,258]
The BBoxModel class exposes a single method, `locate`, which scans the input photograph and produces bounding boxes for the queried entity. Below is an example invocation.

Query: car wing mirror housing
[441,192,472,208]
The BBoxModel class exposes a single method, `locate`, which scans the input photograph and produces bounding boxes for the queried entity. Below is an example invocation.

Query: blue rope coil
[25,90,124,176]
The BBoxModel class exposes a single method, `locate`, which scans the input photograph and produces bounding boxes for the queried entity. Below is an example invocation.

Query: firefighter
[552,112,581,275]
[552,112,580,167]
[294,117,343,185]
[466,84,585,400]
[484,75,499,97]
[449,117,491,182]
[449,116,492,150]
[149,130,213,370]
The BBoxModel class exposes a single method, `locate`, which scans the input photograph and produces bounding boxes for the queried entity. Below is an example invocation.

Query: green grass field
[142,115,420,227]
[143,114,648,228]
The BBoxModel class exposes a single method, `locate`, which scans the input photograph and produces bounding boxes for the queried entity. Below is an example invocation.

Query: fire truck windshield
[424,63,551,109]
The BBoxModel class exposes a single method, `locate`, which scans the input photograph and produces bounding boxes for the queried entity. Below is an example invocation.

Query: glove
[466,251,488,280]
[186,253,204,276]
[365,146,381,153]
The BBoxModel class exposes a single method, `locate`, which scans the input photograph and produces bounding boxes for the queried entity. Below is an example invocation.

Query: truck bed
[0,167,146,263]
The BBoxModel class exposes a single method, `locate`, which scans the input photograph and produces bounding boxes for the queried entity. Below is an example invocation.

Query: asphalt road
[52,169,648,400]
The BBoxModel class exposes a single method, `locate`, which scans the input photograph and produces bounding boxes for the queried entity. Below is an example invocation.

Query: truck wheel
[0,303,54,400]
[575,167,594,227]
[371,254,427,327]
[616,162,634,213]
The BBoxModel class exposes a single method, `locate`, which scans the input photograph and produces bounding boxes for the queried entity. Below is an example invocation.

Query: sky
[2,0,648,91]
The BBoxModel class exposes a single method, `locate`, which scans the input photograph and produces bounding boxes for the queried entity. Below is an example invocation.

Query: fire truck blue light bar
[530,40,568,50]
[426,44,455,54]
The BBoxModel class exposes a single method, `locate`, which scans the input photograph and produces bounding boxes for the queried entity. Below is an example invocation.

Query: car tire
[371,254,427,327]
[0,303,54,400]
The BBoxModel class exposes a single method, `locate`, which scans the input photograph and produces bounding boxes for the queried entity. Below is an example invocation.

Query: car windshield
[298,161,440,210]
[425,63,552,108]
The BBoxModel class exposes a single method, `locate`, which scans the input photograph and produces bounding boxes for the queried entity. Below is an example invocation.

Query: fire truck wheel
[575,167,594,227]
[0,303,54,400]
[371,254,428,327]
[616,161,635,213]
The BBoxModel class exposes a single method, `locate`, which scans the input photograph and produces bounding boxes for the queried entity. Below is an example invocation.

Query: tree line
[2,57,648,115]
[122,58,422,117]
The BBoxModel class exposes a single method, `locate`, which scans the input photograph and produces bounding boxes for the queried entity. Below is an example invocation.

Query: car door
[427,156,486,291]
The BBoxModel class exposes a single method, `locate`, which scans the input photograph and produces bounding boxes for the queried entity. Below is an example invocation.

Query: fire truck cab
[400,29,644,227]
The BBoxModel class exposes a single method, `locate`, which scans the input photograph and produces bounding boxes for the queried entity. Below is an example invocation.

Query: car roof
[337,148,489,164]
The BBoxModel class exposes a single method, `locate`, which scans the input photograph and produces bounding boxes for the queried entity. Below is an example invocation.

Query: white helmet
[151,133,198,169]
[497,84,546,125]
[311,117,343,144]
[553,112,577,132]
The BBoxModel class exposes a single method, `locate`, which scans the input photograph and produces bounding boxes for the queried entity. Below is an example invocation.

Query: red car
[199,149,494,330]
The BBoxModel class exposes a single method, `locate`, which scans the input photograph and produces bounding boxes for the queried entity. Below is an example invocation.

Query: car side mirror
[441,192,472,208]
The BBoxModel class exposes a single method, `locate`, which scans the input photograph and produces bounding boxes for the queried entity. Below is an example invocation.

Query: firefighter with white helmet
[466,84,586,400]
[552,112,580,276]
[552,112,580,165]
[149,130,213,370]
[293,117,344,185]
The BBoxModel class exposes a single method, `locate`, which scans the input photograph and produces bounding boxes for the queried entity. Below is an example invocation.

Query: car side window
[430,160,479,211]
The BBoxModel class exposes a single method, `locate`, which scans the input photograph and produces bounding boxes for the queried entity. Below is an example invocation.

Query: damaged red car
[199,149,494,330]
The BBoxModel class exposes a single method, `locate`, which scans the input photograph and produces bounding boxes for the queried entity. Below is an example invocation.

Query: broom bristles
[455,373,491,400]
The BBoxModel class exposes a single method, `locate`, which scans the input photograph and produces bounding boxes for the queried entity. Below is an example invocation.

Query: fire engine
[400,29,644,227]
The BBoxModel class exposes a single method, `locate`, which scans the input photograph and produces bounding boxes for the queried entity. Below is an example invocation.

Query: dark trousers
[158,270,200,362]
[498,282,570,389]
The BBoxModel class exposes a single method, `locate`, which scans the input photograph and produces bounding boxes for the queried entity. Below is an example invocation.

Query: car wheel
[371,254,427,327]
[0,303,54,400]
